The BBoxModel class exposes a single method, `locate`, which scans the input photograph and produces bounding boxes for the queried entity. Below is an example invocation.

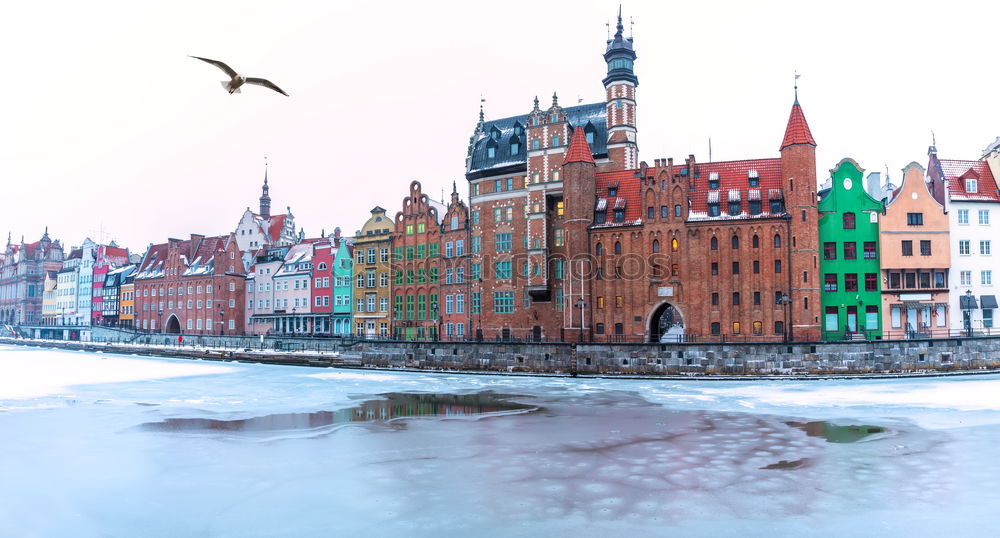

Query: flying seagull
[189,56,288,96]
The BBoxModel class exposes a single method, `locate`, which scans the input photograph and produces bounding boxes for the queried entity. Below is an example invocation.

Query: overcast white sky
[3,0,998,252]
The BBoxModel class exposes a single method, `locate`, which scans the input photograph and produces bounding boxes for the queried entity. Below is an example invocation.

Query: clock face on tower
[843,178,853,191]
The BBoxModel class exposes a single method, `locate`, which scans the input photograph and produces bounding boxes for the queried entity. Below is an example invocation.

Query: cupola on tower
[604,7,638,170]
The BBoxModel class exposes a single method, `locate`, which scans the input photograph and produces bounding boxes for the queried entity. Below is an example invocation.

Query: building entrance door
[365,321,376,338]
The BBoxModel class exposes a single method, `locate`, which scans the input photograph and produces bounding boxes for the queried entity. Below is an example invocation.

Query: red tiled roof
[686,158,785,221]
[267,215,287,242]
[939,159,1000,202]
[780,103,816,150]
[593,169,642,227]
[564,125,596,165]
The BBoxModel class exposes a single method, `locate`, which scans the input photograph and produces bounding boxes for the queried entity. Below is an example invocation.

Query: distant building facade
[353,207,394,338]
[390,181,444,339]
[0,230,64,325]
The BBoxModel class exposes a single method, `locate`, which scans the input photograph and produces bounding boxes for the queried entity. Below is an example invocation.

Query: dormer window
[509,138,520,155]
[487,145,496,159]
[513,123,523,136]
[748,169,759,187]
[967,178,978,193]
[532,116,540,127]
[586,131,595,145]
[709,172,720,190]
[490,127,501,141]
[550,113,558,123]
[608,184,619,197]
[613,209,625,222]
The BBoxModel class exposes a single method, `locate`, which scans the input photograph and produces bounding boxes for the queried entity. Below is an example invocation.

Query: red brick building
[439,182,471,339]
[133,233,246,335]
[464,10,820,342]
[390,181,444,339]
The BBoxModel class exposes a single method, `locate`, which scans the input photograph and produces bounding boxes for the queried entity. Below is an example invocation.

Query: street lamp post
[431,302,439,341]
[964,289,973,337]
[777,293,790,343]
[157,309,163,334]
[576,298,586,342]
[219,309,225,336]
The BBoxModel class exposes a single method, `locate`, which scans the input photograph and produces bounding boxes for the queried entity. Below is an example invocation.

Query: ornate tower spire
[259,158,272,220]
[603,7,639,169]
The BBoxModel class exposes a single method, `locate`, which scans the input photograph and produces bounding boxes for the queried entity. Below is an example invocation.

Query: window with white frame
[960,240,971,255]
[980,209,990,225]
[982,240,992,255]
[958,209,969,224]
[983,270,993,286]
[379,297,388,312]
[967,178,978,193]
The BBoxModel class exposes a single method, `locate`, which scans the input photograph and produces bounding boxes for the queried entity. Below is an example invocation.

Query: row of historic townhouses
[56,247,82,325]
[74,238,97,326]
[309,238,334,334]
[119,268,136,328]
[100,265,134,327]
[245,246,291,336]
[134,233,245,335]
[41,269,59,324]
[390,181,444,339]
[880,163,951,337]
[928,143,1000,334]
[234,167,298,252]
[818,159,885,340]
[353,207,394,338]
[440,183,472,340]
[271,242,317,335]
[0,229,64,325]
[91,244,130,326]
[328,229,354,336]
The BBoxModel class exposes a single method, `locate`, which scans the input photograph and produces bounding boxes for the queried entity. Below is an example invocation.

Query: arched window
[596,243,603,256]
[652,239,660,253]
[752,235,760,248]
[317,263,327,270]
[672,238,679,251]
[843,212,856,230]
[710,237,718,250]
[731,236,739,249]
[774,234,782,248]
[614,241,622,255]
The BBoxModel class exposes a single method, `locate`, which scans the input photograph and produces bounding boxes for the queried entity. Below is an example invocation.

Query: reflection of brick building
[134,233,245,335]
[464,10,820,342]
[440,182,471,339]
[390,181,444,339]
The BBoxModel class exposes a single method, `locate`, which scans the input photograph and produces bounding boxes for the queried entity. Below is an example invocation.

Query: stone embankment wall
[9,325,1000,377]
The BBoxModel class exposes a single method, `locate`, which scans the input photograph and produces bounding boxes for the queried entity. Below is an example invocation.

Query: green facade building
[818,159,885,339]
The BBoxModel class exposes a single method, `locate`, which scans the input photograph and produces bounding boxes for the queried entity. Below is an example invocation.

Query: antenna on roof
[629,16,634,38]
[606,20,610,41]
[708,137,712,163]
[931,130,936,147]
[794,71,800,104]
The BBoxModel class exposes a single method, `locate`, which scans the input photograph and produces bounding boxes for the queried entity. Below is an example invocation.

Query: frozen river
[2,344,1000,537]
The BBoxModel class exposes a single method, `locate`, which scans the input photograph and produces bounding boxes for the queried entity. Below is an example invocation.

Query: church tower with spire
[604,7,638,170]
[259,165,272,220]
[779,87,821,341]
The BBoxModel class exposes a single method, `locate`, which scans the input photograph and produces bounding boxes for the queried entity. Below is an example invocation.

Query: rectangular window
[865,273,877,291]
[445,268,453,284]
[958,209,970,224]
[774,260,781,273]
[505,206,514,221]
[985,309,994,329]
[863,241,877,259]
[843,242,856,260]
[615,296,624,308]
[417,269,426,284]
[493,291,514,313]
[905,272,916,288]
[495,233,512,251]
[824,273,838,292]
[901,241,913,256]
[823,242,837,260]
[493,208,502,223]
[553,259,564,280]
[983,270,993,286]
[554,228,564,247]
[455,240,464,256]
[456,294,464,314]
[960,240,971,255]
[845,273,858,292]
[405,246,414,260]
[456,267,464,284]
[380,248,389,262]
[732,262,740,275]
[472,210,480,225]
[495,261,512,279]
[471,292,481,314]
[416,244,426,259]
[732,292,740,305]
[979,210,990,225]
[961,270,972,286]
[471,263,481,281]
[981,240,992,255]
[445,294,454,315]
[907,213,924,225]
[920,240,931,256]
[711,263,718,275]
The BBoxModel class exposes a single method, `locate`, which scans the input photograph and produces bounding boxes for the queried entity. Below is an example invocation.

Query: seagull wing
[189,56,238,78]
[245,77,289,96]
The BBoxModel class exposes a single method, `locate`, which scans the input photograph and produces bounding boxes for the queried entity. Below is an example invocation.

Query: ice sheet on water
[4,345,1000,536]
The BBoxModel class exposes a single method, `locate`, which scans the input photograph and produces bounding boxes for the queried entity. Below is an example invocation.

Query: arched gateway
[164,314,181,334]
[649,302,685,342]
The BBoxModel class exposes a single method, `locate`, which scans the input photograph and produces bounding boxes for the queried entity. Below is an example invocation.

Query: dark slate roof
[467,102,608,179]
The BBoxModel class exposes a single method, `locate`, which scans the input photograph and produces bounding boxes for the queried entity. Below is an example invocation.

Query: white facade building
[234,170,298,253]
